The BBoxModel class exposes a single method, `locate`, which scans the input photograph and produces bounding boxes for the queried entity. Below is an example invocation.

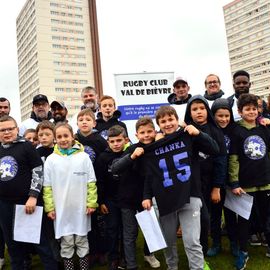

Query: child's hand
[179,121,187,128]
[211,188,221,203]
[142,199,152,210]
[155,133,164,141]
[25,196,37,214]
[100,204,109,214]
[184,125,199,136]
[231,187,245,196]
[47,211,56,220]
[86,208,96,215]
[131,147,144,160]
[259,117,270,126]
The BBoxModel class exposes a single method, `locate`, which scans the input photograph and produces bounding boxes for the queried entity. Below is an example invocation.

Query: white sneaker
[0,258,5,269]
[144,254,160,268]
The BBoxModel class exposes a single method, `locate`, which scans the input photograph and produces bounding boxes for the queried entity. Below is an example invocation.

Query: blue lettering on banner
[118,103,168,121]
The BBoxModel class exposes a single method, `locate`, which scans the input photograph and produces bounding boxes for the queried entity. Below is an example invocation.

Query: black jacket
[167,93,192,105]
[95,110,128,139]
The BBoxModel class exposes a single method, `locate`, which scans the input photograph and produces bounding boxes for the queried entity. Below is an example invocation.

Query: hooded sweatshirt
[95,110,128,139]
[0,137,43,203]
[184,95,227,190]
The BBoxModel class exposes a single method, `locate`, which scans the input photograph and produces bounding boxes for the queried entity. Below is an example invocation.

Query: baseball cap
[32,94,49,105]
[50,100,66,110]
[173,76,188,87]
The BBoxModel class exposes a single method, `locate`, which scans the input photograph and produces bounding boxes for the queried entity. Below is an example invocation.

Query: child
[210,98,238,256]
[0,115,57,270]
[75,108,108,166]
[95,95,128,139]
[75,108,108,266]
[111,117,160,270]
[36,121,55,162]
[95,125,129,270]
[184,95,227,256]
[229,93,270,270]
[43,123,98,270]
[23,128,39,147]
[142,105,219,270]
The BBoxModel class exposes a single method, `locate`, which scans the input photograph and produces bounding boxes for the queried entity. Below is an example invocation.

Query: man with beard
[19,94,52,136]
[50,101,68,124]
[0,98,10,118]
[81,86,99,113]
[227,70,251,121]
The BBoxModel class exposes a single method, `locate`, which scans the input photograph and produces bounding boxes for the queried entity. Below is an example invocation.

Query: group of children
[0,93,270,270]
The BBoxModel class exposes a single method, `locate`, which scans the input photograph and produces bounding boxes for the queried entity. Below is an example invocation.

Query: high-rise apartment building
[16,0,102,121]
[223,0,270,99]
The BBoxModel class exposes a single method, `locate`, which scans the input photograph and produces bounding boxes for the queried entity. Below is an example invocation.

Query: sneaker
[0,258,5,269]
[235,251,249,270]
[260,233,268,247]
[206,245,221,257]
[144,254,160,268]
[230,241,239,257]
[203,260,211,270]
[249,234,261,246]
[118,257,126,269]
[266,246,270,258]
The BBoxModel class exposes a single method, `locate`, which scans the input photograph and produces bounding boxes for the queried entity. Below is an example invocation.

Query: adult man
[19,94,52,136]
[0,98,10,117]
[204,74,225,101]
[227,70,251,121]
[81,86,99,112]
[167,77,191,105]
[50,101,68,124]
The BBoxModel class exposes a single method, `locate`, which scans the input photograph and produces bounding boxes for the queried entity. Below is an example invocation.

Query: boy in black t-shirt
[0,115,57,270]
[142,106,219,270]
[229,93,270,270]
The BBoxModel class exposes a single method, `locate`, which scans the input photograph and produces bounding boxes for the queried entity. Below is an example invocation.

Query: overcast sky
[0,0,232,120]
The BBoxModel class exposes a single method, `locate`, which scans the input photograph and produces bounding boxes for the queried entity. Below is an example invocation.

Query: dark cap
[50,100,66,110]
[33,94,49,105]
[173,76,188,87]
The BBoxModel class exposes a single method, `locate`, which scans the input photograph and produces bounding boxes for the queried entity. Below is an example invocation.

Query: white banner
[114,72,174,142]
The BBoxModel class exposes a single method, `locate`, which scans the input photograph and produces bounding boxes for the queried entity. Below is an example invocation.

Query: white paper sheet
[224,190,254,220]
[136,207,167,253]
[13,205,43,244]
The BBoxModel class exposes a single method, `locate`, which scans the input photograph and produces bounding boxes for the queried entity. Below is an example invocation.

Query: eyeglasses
[207,80,219,85]
[0,127,17,133]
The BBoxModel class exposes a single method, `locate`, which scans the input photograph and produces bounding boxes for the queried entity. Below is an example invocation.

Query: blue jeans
[0,199,58,270]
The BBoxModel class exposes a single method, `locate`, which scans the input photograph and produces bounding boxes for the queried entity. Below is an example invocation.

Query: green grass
[4,234,270,269]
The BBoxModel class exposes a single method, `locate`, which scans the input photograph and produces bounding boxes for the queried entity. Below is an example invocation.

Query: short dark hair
[135,116,155,131]
[233,70,250,81]
[107,125,127,138]
[0,115,17,125]
[155,105,179,125]
[237,93,258,111]
[36,120,55,134]
[0,97,10,106]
